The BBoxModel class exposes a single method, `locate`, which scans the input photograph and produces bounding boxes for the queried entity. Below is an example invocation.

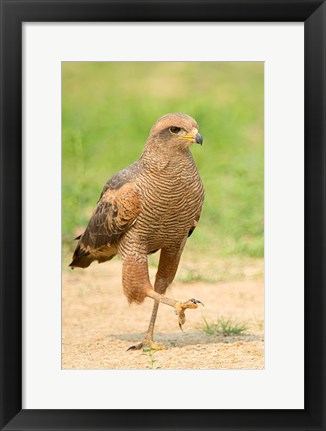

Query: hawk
[70,113,205,350]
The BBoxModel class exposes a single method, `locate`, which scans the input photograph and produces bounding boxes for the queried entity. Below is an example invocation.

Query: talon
[127,342,143,351]
[189,298,204,306]
[174,297,203,331]
[128,340,167,351]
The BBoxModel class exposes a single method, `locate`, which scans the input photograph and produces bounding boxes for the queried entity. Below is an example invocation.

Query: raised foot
[175,298,204,331]
[127,339,167,352]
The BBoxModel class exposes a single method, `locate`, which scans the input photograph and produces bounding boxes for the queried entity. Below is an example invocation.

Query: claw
[128,340,167,351]
[174,298,204,332]
[188,298,204,306]
[127,342,143,351]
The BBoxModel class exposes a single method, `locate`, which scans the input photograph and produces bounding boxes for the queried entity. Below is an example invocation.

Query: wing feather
[70,174,140,268]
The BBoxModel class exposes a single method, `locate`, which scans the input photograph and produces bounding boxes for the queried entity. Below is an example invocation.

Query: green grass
[142,347,161,369]
[203,317,248,336]
[62,62,264,258]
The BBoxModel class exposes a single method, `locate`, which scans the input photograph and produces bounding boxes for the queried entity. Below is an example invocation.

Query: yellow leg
[127,300,166,351]
[146,290,204,330]
[126,248,203,351]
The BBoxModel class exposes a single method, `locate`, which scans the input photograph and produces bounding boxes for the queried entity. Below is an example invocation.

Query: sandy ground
[62,257,264,369]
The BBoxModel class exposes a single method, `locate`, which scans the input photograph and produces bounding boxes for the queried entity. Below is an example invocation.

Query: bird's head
[144,113,203,155]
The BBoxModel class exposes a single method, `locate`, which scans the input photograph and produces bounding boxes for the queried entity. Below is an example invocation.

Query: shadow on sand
[110,330,263,349]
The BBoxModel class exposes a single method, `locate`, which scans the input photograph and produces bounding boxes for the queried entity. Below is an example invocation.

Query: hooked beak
[179,128,203,146]
[195,132,203,145]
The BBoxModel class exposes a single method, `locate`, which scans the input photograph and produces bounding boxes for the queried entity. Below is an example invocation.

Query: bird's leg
[129,291,199,351]
[124,256,166,351]
[148,247,203,331]
[145,300,160,343]
[125,249,203,352]
[146,290,203,330]
[127,300,166,351]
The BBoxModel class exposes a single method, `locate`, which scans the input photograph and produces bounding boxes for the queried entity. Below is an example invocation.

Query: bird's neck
[140,146,194,172]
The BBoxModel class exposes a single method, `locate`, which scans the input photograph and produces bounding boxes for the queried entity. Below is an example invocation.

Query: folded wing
[70,179,140,268]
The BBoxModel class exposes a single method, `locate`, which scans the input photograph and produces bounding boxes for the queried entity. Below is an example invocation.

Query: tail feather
[69,242,117,269]
[69,254,93,269]
[69,244,93,268]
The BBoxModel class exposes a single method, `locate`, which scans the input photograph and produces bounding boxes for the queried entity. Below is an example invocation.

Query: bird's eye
[169,126,181,134]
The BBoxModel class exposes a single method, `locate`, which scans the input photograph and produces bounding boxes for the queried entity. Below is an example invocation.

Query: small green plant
[203,317,248,336]
[142,347,161,369]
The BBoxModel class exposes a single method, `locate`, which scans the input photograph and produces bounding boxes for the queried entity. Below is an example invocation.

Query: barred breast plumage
[70,112,205,350]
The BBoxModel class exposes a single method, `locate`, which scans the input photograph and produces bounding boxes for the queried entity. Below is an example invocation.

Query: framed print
[0,1,325,430]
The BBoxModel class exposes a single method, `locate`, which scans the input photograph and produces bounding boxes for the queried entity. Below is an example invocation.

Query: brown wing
[99,161,141,199]
[70,180,140,268]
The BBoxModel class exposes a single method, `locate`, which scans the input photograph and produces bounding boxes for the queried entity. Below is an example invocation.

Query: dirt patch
[62,259,264,369]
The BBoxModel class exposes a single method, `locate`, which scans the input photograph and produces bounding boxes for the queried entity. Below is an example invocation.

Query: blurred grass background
[62,62,264,263]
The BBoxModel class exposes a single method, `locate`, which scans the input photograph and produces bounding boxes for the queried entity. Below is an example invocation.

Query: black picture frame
[1,1,325,430]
